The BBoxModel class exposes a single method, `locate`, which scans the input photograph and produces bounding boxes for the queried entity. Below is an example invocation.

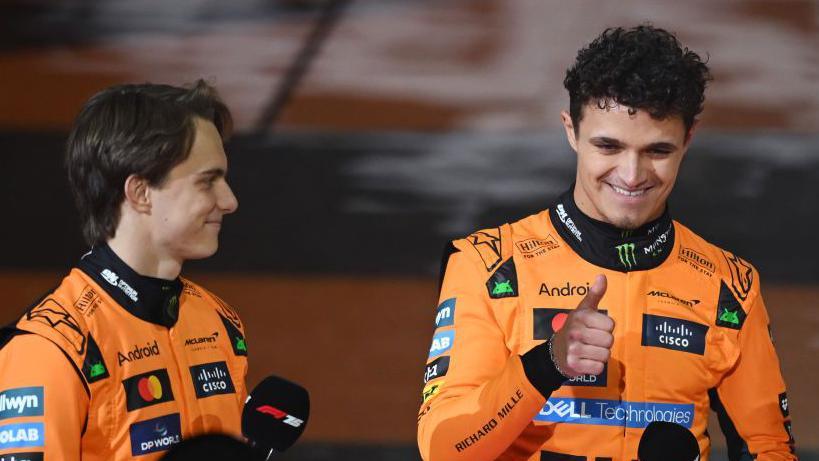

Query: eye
[596,143,620,153]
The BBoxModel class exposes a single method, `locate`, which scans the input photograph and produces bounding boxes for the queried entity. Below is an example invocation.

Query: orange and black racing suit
[0,244,249,460]
[417,188,795,461]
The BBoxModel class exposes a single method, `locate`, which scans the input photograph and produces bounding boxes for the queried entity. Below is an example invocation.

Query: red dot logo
[137,375,163,402]
[551,313,568,333]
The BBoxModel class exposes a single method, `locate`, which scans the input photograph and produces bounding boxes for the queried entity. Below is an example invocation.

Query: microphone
[242,375,310,460]
[638,421,699,461]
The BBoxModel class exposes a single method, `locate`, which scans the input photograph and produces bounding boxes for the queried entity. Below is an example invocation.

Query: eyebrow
[589,136,679,151]
[197,168,226,179]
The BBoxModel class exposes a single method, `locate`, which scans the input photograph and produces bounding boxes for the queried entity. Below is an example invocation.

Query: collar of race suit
[549,185,675,272]
[77,243,183,327]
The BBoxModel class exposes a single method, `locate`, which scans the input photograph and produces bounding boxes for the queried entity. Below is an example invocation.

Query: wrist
[547,334,570,379]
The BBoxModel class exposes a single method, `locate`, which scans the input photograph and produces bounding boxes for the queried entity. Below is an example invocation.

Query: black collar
[549,187,675,272]
[77,244,183,327]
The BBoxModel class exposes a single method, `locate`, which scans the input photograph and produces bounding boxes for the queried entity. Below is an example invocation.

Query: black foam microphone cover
[242,375,310,455]
[638,421,699,461]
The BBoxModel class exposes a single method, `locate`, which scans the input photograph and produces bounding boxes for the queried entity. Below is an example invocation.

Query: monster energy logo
[235,337,247,352]
[616,243,637,269]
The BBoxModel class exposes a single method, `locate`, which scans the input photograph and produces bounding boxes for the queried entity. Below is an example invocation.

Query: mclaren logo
[647,290,700,308]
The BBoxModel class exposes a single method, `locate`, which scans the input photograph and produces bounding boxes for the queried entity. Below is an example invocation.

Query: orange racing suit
[417,189,795,461]
[0,244,249,460]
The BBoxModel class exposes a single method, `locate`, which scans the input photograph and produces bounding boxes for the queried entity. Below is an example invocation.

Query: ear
[123,175,151,214]
[561,110,579,152]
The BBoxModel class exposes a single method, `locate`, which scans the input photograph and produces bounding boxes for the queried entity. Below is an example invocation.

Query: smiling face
[562,103,694,230]
[147,117,238,261]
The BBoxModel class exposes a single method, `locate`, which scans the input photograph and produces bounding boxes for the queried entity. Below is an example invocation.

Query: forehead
[169,118,227,177]
[578,103,687,143]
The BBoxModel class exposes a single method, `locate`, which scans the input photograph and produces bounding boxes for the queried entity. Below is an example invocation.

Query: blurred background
[1,0,817,459]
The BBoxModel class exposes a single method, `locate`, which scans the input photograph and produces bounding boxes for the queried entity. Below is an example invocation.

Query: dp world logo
[616,243,637,269]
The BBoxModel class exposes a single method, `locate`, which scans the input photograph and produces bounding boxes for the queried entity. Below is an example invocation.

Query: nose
[217,179,239,215]
[618,150,648,188]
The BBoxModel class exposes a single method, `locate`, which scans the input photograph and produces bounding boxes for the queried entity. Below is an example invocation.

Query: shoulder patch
[716,281,747,330]
[199,286,242,331]
[26,299,86,355]
[723,251,754,301]
[487,258,518,299]
[467,228,502,272]
[82,333,109,384]
[219,313,247,356]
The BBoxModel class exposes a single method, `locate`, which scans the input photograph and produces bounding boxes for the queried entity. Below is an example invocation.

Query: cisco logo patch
[642,314,708,355]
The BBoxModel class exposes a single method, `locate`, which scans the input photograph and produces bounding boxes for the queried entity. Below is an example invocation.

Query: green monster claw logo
[616,243,637,269]
[719,308,740,326]
[492,281,514,296]
[89,361,106,378]
[235,337,247,352]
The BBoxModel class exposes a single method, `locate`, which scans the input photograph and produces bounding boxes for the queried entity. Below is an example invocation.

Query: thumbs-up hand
[550,274,614,378]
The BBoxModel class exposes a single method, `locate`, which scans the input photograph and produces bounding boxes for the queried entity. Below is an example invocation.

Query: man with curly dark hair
[417,25,795,461]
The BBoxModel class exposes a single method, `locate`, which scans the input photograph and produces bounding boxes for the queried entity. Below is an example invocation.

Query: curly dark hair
[66,79,233,246]
[564,25,712,132]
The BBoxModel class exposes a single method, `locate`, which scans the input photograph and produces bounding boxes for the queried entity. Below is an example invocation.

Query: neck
[108,228,182,281]
[550,187,675,272]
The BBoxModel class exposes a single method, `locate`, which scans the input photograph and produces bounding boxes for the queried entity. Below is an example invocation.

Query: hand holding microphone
[551,274,614,378]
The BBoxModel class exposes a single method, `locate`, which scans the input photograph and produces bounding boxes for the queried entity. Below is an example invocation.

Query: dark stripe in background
[3,131,818,280]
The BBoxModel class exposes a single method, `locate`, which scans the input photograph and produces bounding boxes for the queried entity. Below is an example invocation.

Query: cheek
[654,158,683,185]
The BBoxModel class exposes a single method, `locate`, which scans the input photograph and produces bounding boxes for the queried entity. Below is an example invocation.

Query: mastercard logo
[137,375,164,402]
[551,312,568,332]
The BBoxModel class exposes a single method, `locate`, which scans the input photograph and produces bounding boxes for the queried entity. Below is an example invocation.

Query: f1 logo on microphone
[256,405,305,428]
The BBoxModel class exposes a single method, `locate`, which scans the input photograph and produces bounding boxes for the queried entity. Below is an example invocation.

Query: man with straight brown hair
[0,80,249,460]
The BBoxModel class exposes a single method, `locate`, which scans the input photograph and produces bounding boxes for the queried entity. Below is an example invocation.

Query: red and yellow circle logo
[137,375,163,402]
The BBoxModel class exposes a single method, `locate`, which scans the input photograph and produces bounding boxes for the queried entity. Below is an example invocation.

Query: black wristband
[520,340,568,398]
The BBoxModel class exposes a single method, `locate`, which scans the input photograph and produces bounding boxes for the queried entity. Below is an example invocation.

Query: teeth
[610,184,646,197]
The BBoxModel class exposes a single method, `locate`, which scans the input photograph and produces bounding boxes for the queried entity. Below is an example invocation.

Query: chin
[181,241,219,261]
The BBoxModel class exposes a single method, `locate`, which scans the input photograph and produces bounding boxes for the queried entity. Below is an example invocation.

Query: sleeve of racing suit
[417,241,565,461]
[712,276,796,461]
[0,334,88,460]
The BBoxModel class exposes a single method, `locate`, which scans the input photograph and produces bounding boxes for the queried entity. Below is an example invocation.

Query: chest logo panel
[189,361,236,399]
[122,369,175,411]
[641,314,708,355]
[533,308,607,387]
[129,413,182,456]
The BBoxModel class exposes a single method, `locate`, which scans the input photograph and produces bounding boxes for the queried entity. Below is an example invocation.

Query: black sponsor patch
[0,453,43,461]
[423,356,450,384]
[189,361,236,399]
[784,420,795,446]
[219,313,247,356]
[122,369,175,411]
[468,228,502,272]
[642,314,708,355]
[487,258,517,299]
[716,281,747,330]
[533,309,607,387]
[540,451,585,460]
[779,392,789,418]
[82,333,109,384]
[534,308,607,339]
[723,251,753,301]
